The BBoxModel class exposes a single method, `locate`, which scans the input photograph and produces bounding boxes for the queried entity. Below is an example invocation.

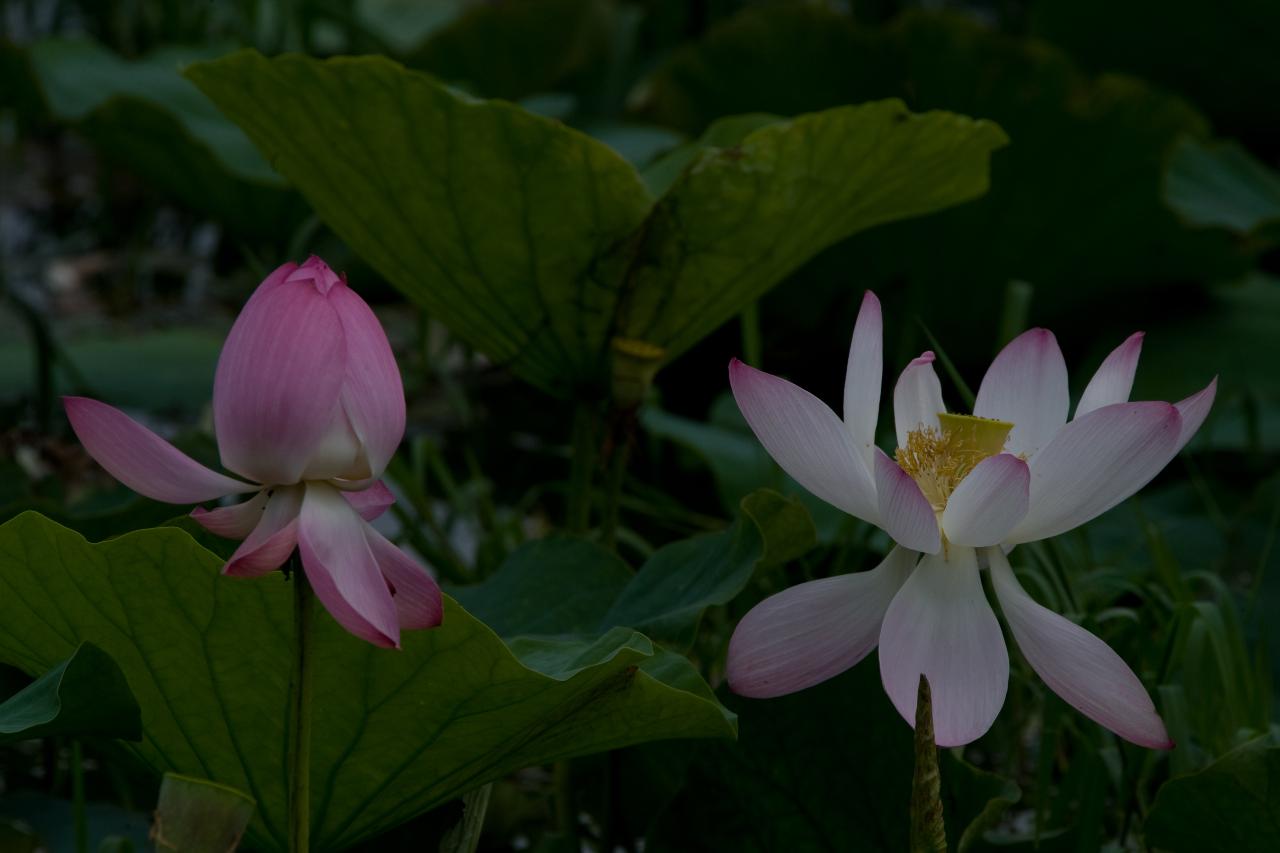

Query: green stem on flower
[600,411,635,552]
[567,401,599,534]
[741,301,763,368]
[910,674,947,853]
[71,739,87,853]
[288,556,315,853]
[997,279,1034,350]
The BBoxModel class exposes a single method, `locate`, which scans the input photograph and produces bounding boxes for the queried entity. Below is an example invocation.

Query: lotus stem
[910,674,947,852]
[288,557,315,853]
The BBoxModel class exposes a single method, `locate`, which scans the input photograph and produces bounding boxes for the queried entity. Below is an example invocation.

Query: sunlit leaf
[153,774,255,853]
[186,50,1004,395]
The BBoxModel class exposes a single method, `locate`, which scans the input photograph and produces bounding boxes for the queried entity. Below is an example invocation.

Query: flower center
[895,413,1013,513]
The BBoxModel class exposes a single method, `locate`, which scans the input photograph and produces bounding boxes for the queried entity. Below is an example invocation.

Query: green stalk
[567,402,599,534]
[288,558,315,853]
[910,675,947,853]
[72,739,87,853]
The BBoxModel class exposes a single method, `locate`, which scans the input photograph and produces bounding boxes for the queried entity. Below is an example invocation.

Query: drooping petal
[974,328,1069,457]
[1076,332,1143,419]
[730,359,879,524]
[843,290,883,463]
[1173,377,1217,452]
[1005,402,1182,544]
[297,482,400,648]
[727,547,916,698]
[344,480,396,521]
[363,524,443,630]
[63,397,253,504]
[941,454,1030,547]
[213,279,348,486]
[874,449,941,554]
[892,352,944,449]
[988,549,1172,748]
[878,546,1008,747]
[223,485,305,577]
[191,490,268,539]
[329,283,406,480]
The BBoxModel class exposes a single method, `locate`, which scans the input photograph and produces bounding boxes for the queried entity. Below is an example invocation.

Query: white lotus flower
[725,291,1215,747]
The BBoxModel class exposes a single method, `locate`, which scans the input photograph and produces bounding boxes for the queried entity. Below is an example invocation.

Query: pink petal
[878,546,1008,747]
[1174,377,1217,452]
[286,255,343,294]
[191,491,268,539]
[343,480,396,521]
[297,482,400,648]
[892,352,944,449]
[988,549,1172,748]
[363,525,443,630]
[730,359,879,524]
[941,454,1030,547]
[63,396,253,504]
[223,485,305,577]
[843,291,883,462]
[1005,402,1182,544]
[974,329,1069,457]
[874,449,941,554]
[727,547,916,698]
[213,276,348,486]
[329,282,406,480]
[1076,332,1143,419]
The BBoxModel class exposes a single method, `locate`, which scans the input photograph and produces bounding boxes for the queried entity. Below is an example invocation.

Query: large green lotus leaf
[0,513,734,851]
[0,642,141,745]
[1145,738,1280,852]
[645,661,1020,852]
[454,489,816,646]
[635,8,1245,355]
[25,39,301,236]
[185,50,1005,396]
[1164,137,1280,237]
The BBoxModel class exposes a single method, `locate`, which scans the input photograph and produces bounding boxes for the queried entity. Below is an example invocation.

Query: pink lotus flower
[726,291,1215,747]
[64,256,443,648]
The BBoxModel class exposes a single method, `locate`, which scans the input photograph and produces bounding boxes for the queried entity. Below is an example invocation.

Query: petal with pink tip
[1076,332,1143,419]
[64,397,253,504]
[727,546,915,697]
[1004,402,1182,544]
[974,329,1069,457]
[988,549,1171,748]
[344,480,396,521]
[329,283,406,480]
[874,449,941,554]
[941,454,1030,547]
[1174,378,1217,452]
[878,546,1008,747]
[843,291,883,462]
[892,352,944,448]
[363,525,443,630]
[223,485,305,577]
[730,359,879,524]
[213,280,347,486]
[191,491,268,539]
[297,482,400,648]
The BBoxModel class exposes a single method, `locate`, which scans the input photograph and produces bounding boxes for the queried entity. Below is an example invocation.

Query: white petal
[988,548,1172,748]
[893,352,944,449]
[878,546,1008,746]
[727,547,916,698]
[941,453,1030,547]
[730,359,879,524]
[874,449,941,554]
[1005,402,1182,544]
[974,328,1069,457]
[1076,332,1143,419]
[1174,378,1217,452]
[843,291,883,466]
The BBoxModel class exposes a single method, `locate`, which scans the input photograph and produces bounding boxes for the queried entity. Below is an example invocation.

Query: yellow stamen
[895,414,1013,513]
